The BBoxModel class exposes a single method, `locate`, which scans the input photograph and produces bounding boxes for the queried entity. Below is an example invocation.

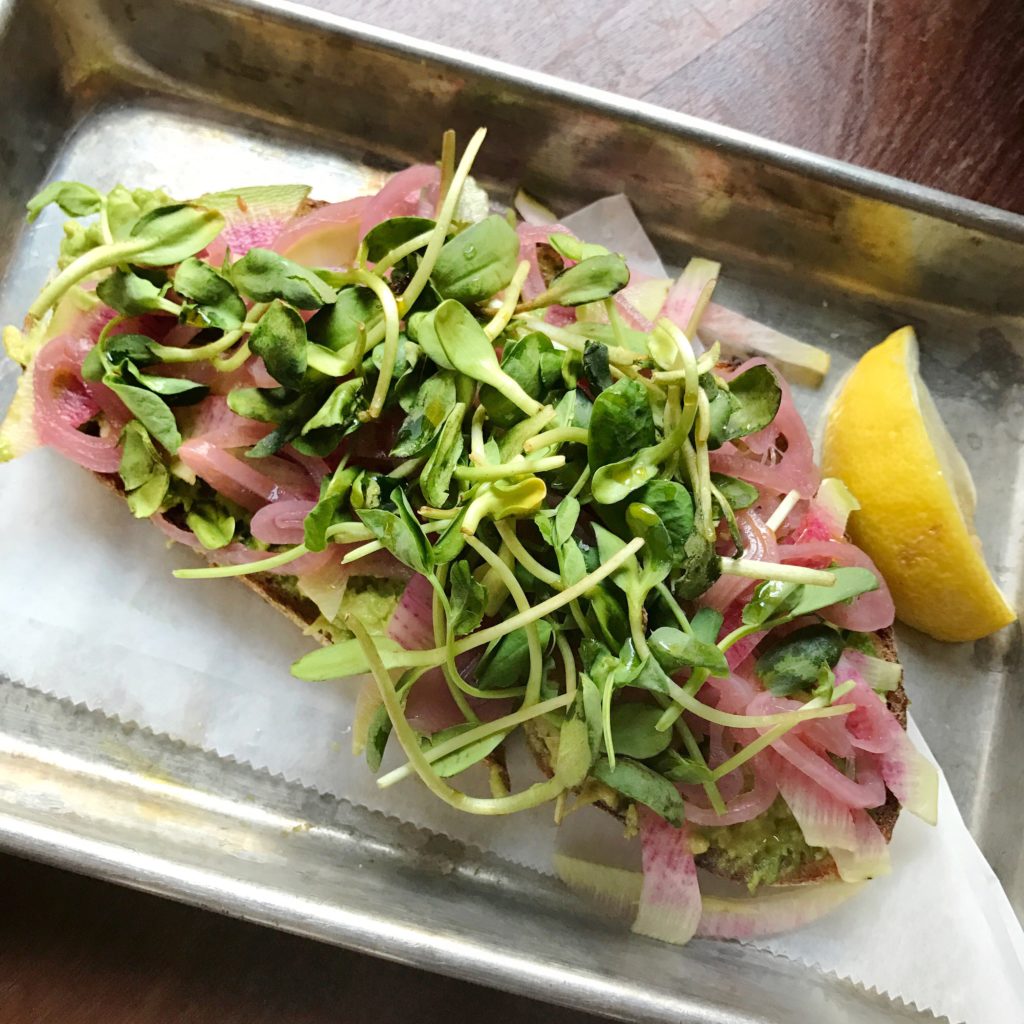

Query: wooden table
[4,1,1023,1021]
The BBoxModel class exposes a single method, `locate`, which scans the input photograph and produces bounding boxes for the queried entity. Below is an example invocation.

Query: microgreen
[36,129,832,828]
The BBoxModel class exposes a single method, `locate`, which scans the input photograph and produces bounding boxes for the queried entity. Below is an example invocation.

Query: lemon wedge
[821,326,1016,642]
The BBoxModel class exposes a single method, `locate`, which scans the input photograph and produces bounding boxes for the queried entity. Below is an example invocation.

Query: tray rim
[244,0,1024,242]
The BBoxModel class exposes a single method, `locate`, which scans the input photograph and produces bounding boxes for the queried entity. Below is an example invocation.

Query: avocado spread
[333,576,406,636]
[697,797,827,892]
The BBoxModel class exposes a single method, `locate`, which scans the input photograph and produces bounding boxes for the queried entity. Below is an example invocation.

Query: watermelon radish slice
[633,808,702,944]
[880,728,939,825]
[696,880,864,940]
[197,184,312,266]
[830,809,891,882]
[776,762,858,850]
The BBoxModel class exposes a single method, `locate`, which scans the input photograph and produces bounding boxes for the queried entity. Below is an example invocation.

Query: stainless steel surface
[0,682,934,1024]
[0,0,1020,1018]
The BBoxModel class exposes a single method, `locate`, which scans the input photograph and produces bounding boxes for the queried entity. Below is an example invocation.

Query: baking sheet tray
[0,0,1021,1019]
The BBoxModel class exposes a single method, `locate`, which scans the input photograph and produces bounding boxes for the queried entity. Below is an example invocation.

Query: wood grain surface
[4,1,1024,1022]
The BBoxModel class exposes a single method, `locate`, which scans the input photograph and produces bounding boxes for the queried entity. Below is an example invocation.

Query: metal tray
[1,0,1022,1020]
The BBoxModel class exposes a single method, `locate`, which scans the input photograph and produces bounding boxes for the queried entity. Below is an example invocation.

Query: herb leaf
[587,378,655,473]
[27,181,103,221]
[96,269,171,316]
[363,216,435,263]
[103,378,181,453]
[448,560,486,637]
[431,214,520,304]
[591,756,685,826]
[756,624,844,696]
[231,247,337,308]
[118,421,169,518]
[607,704,672,759]
[249,299,308,389]
[173,257,247,329]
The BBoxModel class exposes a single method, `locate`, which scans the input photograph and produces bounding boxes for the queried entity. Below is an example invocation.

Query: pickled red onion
[33,335,121,473]
[250,499,316,545]
[178,439,308,511]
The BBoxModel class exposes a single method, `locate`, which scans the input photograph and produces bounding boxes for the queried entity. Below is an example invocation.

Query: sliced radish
[830,809,891,882]
[632,808,702,944]
[696,881,864,939]
[776,761,857,850]
[553,853,643,919]
[879,729,939,825]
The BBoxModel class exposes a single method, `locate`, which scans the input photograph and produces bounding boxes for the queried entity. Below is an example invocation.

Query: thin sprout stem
[429,568,480,725]
[564,464,591,502]
[556,631,578,702]
[523,427,589,453]
[470,404,487,464]
[437,128,456,214]
[495,520,562,589]
[151,330,241,363]
[389,455,427,480]
[655,582,692,635]
[518,316,646,366]
[212,340,251,373]
[372,230,434,275]
[695,388,715,542]
[611,362,666,401]
[360,270,402,419]
[340,520,447,565]
[351,617,568,814]
[766,489,801,533]
[718,558,836,587]
[676,713,725,814]
[465,534,544,708]
[357,537,645,671]
[484,261,531,340]
[604,297,628,349]
[174,543,310,579]
[400,128,487,314]
[453,454,564,482]
[376,691,571,789]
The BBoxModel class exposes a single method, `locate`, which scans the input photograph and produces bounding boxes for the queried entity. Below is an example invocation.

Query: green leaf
[231,247,337,308]
[249,299,308,389]
[591,756,684,826]
[554,496,581,546]
[392,371,457,457]
[587,585,630,650]
[431,214,520,304]
[120,363,209,406]
[705,365,782,449]
[710,473,759,514]
[303,465,358,552]
[96,268,171,316]
[186,501,236,550]
[742,580,803,627]
[653,749,715,785]
[420,401,465,508]
[300,378,363,452]
[607,704,672,759]
[625,503,672,587]
[587,378,655,473]
[173,257,247,330]
[106,186,175,241]
[479,332,562,428]
[788,566,879,619]
[365,702,393,772]
[363,216,436,263]
[431,508,468,565]
[547,233,609,262]
[756,624,845,696]
[674,532,721,600]
[357,490,432,575]
[580,674,604,758]
[532,253,630,308]
[307,286,381,352]
[691,607,724,645]
[226,385,302,424]
[81,333,159,382]
[426,724,506,778]
[648,626,729,676]
[27,181,103,221]
[581,340,613,394]
[104,378,181,453]
[118,421,169,518]
[639,479,694,567]
[447,560,486,637]
[475,620,553,691]
[129,204,226,266]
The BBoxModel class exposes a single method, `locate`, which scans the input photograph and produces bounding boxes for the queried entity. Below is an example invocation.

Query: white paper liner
[1,447,1023,1022]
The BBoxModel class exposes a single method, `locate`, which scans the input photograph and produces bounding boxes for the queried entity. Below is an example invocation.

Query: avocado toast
[1,128,937,943]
